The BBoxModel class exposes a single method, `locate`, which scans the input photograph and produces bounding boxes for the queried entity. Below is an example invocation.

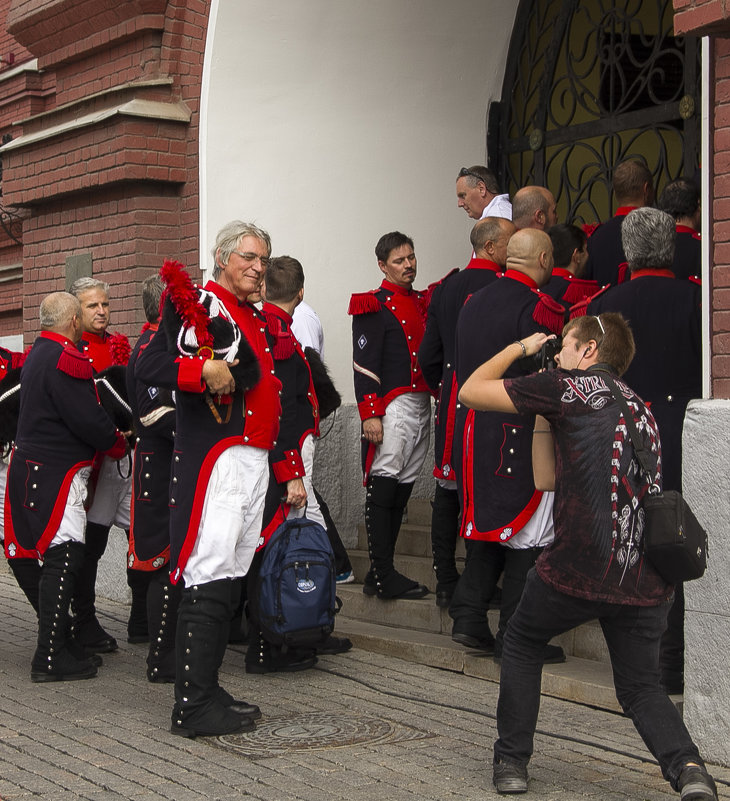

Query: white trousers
[86,455,132,529]
[183,445,269,586]
[286,433,326,529]
[370,392,431,483]
[51,466,92,549]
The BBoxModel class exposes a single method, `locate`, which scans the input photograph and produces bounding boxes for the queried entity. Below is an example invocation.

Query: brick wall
[1,0,207,346]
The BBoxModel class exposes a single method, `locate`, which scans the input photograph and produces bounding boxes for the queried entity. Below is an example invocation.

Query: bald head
[39,292,83,342]
[613,159,654,207]
[471,217,516,268]
[512,186,558,232]
[505,229,554,287]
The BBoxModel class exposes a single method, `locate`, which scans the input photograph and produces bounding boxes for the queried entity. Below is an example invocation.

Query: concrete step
[403,497,433,527]
[336,584,611,663]
[334,617,624,714]
[356,521,467,560]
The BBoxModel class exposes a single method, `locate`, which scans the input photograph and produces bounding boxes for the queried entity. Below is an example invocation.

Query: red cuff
[358,393,386,420]
[104,432,127,460]
[272,449,306,483]
[177,357,206,392]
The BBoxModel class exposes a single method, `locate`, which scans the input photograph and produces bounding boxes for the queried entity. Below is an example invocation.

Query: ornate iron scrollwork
[492,0,700,224]
[0,133,22,245]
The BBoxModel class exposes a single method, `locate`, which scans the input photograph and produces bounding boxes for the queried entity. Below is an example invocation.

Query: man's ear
[377,260,387,276]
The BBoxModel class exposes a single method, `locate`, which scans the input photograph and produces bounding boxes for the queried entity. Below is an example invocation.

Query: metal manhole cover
[214,712,434,757]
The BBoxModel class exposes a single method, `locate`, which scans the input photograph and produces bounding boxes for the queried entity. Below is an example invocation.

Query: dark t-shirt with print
[503,367,673,606]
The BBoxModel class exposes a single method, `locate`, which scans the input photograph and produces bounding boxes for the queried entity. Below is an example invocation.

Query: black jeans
[494,570,704,790]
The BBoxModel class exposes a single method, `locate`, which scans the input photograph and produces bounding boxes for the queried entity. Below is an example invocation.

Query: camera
[520,337,562,372]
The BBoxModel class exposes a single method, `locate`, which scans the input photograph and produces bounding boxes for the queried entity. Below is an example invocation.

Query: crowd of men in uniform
[0,158,717,799]
[348,159,714,799]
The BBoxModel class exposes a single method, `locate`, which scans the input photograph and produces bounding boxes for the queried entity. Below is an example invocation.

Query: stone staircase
[335,498,629,713]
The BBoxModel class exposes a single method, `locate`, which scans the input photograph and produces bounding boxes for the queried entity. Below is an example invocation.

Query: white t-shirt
[291,301,325,359]
[480,193,513,221]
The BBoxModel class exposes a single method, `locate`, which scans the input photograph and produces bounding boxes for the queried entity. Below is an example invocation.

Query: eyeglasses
[458,167,487,184]
[594,315,605,335]
[232,251,270,269]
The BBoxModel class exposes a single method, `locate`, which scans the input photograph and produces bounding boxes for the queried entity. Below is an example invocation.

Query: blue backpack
[250,516,337,647]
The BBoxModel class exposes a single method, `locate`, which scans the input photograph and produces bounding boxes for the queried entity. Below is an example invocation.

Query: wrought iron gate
[488,0,701,224]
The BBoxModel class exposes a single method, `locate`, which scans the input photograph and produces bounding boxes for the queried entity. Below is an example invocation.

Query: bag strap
[596,370,656,479]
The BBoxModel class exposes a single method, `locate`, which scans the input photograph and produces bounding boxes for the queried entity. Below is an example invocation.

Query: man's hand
[520,332,556,357]
[362,417,384,445]
[201,358,239,395]
[285,478,307,509]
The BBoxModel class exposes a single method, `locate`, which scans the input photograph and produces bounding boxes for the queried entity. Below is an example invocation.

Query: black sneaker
[493,758,528,794]
[678,765,718,801]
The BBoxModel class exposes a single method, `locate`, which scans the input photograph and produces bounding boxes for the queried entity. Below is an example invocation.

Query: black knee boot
[245,629,317,674]
[32,542,98,683]
[146,570,181,683]
[430,484,461,605]
[126,565,152,643]
[8,556,41,616]
[171,579,256,738]
[364,476,427,600]
[71,522,117,653]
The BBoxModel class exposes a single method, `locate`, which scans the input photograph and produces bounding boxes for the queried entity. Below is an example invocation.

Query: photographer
[460,315,717,801]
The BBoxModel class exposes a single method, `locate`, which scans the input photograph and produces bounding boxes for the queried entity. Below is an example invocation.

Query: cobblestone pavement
[1,565,728,801]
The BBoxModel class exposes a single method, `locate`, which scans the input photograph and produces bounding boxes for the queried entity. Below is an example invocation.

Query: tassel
[159,260,214,348]
[57,347,94,379]
[347,292,381,315]
[561,279,599,305]
[532,293,566,335]
[108,333,131,366]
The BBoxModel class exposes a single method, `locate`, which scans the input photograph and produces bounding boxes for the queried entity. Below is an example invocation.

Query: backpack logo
[297,577,316,593]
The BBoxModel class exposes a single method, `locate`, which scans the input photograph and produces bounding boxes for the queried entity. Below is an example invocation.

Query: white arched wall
[201,0,519,400]
[199,0,519,542]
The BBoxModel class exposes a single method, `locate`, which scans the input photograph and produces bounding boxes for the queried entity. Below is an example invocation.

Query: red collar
[381,279,414,296]
[262,302,293,325]
[504,269,538,289]
[467,257,501,273]
[41,330,77,348]
[141,321,159,334]
[676,224,700,236]
[82,330,109,344]
[206,279,250,308]
[631,268,675,280]
[615,206,638,217]
[551,267,573,280]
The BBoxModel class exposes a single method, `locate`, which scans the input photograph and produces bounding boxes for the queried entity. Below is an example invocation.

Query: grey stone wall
[98,401,436,603]
[682,399,730,767]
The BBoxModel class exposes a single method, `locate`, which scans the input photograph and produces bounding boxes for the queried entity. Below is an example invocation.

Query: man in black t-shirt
[458,314,717,800]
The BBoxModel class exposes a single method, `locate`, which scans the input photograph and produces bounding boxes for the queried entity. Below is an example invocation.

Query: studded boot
[245,630,317,674]
[8,556,41,616]
[31,542,98,683]
[430,484,461,605]
[171,579,255,738]
[126,562,153,643]
[146,569,181,683]
[364,476,428,600]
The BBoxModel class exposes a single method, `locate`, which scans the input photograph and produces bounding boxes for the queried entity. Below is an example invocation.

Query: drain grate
[214,711,435,757]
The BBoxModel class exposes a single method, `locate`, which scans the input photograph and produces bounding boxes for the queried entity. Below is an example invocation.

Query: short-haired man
[456,166,512,221]
[586,158,654,286]
[451,229,565,659]
[511,186,558,232]
[419,217,515,611]
[458,314,717,801]
[68,276,134,654]
[126,274,179,683]
[658,177,701,280]
[5,292,127,682]
[136,220,282,737]
[543,223,599,317]
[349,231,431,600]
[587,207,702,696]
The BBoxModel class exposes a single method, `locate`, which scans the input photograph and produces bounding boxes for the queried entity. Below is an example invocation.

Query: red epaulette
[568,284,610,320]
[583,222,600,238]
[532,292,565,335]
[57,346,94,379]
[425,267,458,301]
[266,315,296,360]
[561,278,600,305]
[108,332,131,365]
[348,291,381,316]
[688,275,701,285]
[12,347,30,369]
[616,262,630,284]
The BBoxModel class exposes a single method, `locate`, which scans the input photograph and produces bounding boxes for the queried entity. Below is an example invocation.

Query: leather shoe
[215,687,262,720]
[378,583,429,600]
[493,758,528,794]
[436,590,453,608]
[452,631,495,652]
[317,635,352,655]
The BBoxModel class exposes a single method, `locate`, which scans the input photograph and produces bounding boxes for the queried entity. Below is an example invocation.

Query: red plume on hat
[159,260,214,349]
